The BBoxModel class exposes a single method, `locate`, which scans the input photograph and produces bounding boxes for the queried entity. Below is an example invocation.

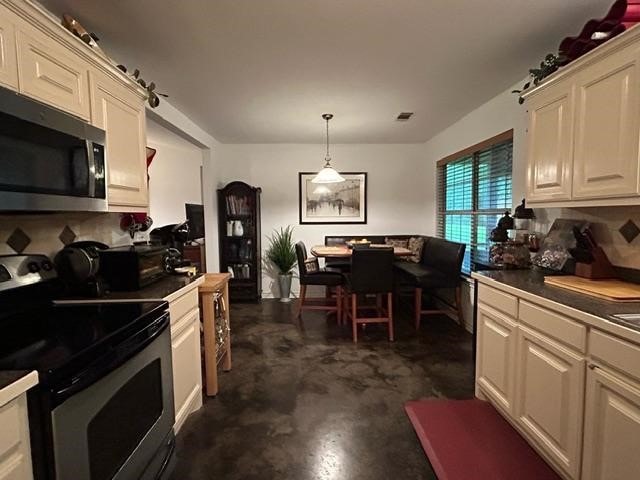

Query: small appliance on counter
[99,244,167,291]
[54,240,108,297]
[149,222,190,251]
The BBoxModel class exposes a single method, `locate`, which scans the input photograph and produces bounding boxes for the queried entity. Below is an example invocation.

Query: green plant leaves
[265,225,297,274]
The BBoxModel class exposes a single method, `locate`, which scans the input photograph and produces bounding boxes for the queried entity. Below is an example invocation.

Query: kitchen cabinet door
[89,71,148,210]
[171,309,202,433]
[582,365,640,480]
[515,325,585,479]
[573,45,640,199]
[0,7,18,90]
[476,305,517,414]
[16,28,90,120]
[0,394,34,480]
[526,80,575,202]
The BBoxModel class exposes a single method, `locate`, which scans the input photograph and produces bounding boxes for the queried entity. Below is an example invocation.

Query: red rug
[404,399,560,480]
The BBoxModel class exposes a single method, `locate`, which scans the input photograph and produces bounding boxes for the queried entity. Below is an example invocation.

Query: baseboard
[174,384,203,434]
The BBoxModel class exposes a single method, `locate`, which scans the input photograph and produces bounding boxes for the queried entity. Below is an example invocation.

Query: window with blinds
[436,131,513,274]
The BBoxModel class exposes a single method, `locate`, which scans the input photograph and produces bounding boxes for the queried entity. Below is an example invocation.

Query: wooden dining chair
[343,247,394,343]
[295,242,345,323]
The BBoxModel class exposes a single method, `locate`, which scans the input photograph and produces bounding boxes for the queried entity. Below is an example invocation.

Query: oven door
[50,314,175,480]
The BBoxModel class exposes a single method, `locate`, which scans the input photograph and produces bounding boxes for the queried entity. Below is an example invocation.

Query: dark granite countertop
[0,370,31,391]
[473,269,640,333]
[57,274,204,304]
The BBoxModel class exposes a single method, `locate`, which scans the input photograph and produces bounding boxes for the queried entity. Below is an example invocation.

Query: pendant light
[312,113,345,183]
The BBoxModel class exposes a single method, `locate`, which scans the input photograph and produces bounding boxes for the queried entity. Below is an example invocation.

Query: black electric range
[0,254,176,480]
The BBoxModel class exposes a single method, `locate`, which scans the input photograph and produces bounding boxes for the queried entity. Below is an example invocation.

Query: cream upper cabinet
[0,7,18,90]
[582,366,640,480]
[476,304,517,414]
[89,72,148,210]
[523,26,640,206]
[572,45,640,199]
[526,80,575,202]
[515,325,585,479]
[15,28,91,120]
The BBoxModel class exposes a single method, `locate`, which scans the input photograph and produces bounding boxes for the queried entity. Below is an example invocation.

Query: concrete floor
[170,299,475,480]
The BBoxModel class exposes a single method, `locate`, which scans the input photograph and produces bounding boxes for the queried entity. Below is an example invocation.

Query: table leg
[222,282,232,372]
[201,291,219,396]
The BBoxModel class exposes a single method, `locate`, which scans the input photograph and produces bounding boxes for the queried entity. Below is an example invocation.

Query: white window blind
[436,134,513,274]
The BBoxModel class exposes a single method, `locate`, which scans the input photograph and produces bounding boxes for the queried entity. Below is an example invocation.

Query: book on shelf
[225,195,251,216]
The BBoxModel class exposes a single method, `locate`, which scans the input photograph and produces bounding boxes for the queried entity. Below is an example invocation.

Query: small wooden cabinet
[89,72,148,210]
[476,305,517,414]
[526,80,574,202]
[0,7,18,90]
[515,325,585,479]
[16,28,91,120]
[581,366,640,480]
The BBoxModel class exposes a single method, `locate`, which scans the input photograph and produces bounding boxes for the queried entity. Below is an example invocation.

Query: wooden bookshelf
[217,181,261,301]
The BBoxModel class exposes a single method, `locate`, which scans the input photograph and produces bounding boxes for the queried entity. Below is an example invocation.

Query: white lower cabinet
[166,285,203,433]
[476,305,517,414]
[515,325,585,479]
[581,365,640,480]
[0,394,33,480]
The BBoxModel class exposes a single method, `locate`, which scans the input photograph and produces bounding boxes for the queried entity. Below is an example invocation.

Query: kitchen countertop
[57,274,205,304]
[0,370,38,407]
[473,269,640,334]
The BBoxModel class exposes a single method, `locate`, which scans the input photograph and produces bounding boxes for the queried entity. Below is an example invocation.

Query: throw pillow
[404,236,424,263]
[385,237,409,249]
[304,257,319,273]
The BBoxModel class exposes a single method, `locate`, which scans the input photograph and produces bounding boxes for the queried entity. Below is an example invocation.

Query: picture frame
[298,172,367,224]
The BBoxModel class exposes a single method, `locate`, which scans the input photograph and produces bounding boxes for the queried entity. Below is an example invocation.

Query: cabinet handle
[588,363,596,370]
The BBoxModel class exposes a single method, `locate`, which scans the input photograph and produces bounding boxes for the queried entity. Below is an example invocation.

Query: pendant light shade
[312,113,345,184]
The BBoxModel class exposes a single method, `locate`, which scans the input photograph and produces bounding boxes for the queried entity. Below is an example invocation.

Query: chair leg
[387,292,394,342]
[336,286,342,325]
[297,284,307,318]
[415,287,422,330]
[351,294,358,344]
[455,285,464,327]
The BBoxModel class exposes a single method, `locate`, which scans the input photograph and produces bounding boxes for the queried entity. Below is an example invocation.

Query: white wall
[218,143,432,297]
[146,118,204,229]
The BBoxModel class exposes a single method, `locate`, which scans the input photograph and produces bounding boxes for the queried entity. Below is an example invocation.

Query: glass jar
[489,241,531,268]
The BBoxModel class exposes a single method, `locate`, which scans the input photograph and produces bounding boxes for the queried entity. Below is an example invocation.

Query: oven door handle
[51,313,170,405]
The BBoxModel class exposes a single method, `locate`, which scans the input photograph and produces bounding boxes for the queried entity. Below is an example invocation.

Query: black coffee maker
[149,222,192,273]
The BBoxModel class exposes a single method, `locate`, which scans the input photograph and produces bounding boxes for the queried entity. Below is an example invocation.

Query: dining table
[311,244,413,258]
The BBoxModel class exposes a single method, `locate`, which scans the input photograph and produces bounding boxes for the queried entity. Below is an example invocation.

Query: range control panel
[0,254,57,292]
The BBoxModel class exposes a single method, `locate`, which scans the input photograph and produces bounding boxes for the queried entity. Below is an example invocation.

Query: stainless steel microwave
[0,86,108,212]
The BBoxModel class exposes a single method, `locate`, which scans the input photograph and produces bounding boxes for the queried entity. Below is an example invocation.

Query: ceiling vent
[396,112,414,121]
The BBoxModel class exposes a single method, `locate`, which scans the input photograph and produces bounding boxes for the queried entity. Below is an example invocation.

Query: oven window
[0,111,90,197]
[87,360,163,480]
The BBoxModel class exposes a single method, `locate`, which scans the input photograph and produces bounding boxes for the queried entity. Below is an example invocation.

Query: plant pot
[278,273,292,303]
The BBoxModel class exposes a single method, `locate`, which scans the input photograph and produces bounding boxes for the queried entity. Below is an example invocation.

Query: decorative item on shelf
[512,0,640,103]
[232,220,244,237]
[115,65,168,108]
[61,14,106,57]
[265,226,297,303]
[312,114,345,184]
[119,213,153,239]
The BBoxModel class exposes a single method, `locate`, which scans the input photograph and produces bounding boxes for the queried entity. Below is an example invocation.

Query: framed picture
[298,172,367,224]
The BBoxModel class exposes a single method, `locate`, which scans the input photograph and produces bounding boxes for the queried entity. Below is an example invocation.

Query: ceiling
[41,0,611,143]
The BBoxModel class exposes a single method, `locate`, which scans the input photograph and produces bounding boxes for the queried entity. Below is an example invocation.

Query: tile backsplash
[535,205,640,270]
[0,213,132,259]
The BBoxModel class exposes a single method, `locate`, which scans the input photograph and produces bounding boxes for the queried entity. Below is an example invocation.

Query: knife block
[574,247,616,279]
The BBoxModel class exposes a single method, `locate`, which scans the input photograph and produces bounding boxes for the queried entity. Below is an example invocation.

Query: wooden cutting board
[544,276,640,302]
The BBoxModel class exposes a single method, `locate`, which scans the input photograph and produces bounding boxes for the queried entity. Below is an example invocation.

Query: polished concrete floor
[170,298,474,480]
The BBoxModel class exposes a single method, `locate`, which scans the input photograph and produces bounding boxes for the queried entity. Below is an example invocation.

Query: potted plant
[265,225,297,302]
